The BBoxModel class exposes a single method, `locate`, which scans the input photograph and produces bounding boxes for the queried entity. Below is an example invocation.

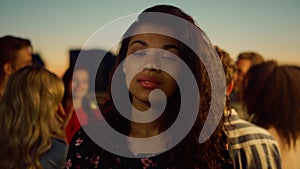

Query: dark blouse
[65,125,233,169]
[65,127,176,169]
[65,122,232,169]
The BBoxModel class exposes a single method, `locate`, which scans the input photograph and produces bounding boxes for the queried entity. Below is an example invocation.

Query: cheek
[127,73,141,93]
[161,73,177,98]
[71,82,77,91]
[82,83,89,91]
[124,62,143,88]
[160,58,182,79]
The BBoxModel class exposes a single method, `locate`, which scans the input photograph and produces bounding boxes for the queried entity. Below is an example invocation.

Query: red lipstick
[138,77,161,89]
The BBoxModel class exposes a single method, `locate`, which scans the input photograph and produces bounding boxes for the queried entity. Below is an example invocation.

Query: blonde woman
[0,66,67,169]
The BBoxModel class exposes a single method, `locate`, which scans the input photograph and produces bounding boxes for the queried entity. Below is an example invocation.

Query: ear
[3,63,13,76]
[226,81,234,96]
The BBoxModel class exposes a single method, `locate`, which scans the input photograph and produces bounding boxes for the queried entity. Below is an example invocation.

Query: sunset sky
[1,0,299,76]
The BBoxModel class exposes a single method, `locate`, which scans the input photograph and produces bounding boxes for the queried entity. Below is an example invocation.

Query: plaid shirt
[224,109,282,169]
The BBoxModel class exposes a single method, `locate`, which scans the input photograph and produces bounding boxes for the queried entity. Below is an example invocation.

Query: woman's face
[123,24,182,109]
[71,69,89,99]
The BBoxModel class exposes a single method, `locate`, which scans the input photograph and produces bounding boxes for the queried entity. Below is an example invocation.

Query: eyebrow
[163,45,180,53]
[129,40,180,53]
[129,40,147,47]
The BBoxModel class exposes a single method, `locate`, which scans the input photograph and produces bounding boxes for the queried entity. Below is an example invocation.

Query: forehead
[129,33,179,47]
[74,69,89,77]
[132,22,177,39]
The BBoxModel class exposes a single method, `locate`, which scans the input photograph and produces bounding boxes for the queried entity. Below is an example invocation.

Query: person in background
[215,46,282,169]
[62,66,101,144]
[243,60,300,169]
[231,51,264,120]
[0,35,33,97]
[65,5,233,169]
[0,66,67,169]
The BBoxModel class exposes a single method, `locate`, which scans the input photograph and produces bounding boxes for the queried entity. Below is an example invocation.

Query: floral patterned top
[65,127,233,169]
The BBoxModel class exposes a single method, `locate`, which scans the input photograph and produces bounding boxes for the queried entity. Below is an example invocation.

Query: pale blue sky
[1,0,299,75]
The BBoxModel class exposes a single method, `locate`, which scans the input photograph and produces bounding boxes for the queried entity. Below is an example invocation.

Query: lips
[138,77,161,89]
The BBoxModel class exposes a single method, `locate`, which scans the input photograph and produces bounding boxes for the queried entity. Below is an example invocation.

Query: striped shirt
[224,109,282,169]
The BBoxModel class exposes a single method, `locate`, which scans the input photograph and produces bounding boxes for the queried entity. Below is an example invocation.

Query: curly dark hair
[101,5,228,168]
[244,60,300,148]
[214,46,238,111]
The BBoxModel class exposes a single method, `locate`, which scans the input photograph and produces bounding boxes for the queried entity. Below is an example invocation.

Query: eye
[161,52,177,61]
[131,50,146,57]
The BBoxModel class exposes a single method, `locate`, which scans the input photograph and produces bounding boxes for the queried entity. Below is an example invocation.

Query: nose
[142,50,162,72]
[142,63,161,72]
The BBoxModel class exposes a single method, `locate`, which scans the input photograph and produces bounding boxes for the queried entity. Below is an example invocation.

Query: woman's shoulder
[50,138,68,154]
[51,137,67,146]
[40,138,68,169]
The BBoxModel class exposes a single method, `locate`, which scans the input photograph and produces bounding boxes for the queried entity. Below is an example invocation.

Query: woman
[0,66,67,169]
[62,66,101,144]
[66,5,231,169]
[243,61,300,169]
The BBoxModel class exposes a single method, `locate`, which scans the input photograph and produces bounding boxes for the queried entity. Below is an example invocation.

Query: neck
[129,106,168,138]
[129,96,171,137]
[73,97,83,110]
[129,121,163,138]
